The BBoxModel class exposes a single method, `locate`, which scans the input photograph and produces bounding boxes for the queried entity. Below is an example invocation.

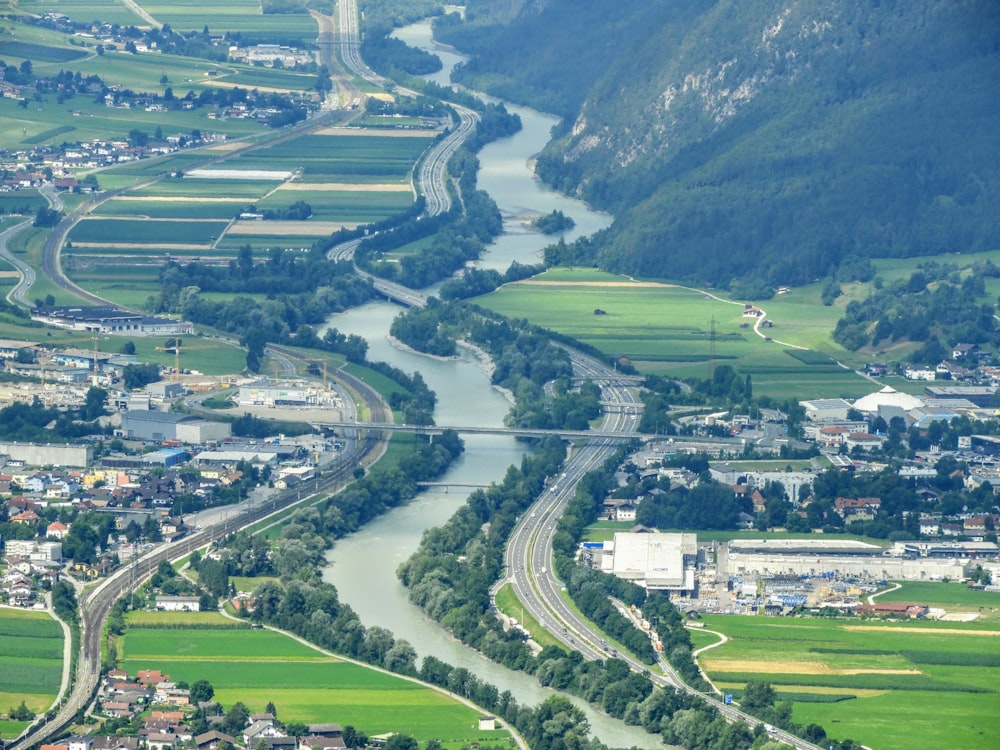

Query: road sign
[724,694,733,704]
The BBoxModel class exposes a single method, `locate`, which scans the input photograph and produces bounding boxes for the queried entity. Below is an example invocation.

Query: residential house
[244,721,283,747]
[615,502,638,522]
[834,497,882,521]
[195,732,237,750]
[299,737,345,750]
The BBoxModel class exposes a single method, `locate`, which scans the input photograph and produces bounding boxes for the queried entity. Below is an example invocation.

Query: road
[331,0,480,217]
[495,349,824,750]
[9,365,388,750]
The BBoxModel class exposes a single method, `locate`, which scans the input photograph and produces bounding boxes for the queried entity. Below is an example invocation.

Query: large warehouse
[118,411,230,444]
[601,532,698,592]
[721,538,970,581]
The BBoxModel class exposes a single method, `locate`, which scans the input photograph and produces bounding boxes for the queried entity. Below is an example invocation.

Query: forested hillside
[438,0,1000,292]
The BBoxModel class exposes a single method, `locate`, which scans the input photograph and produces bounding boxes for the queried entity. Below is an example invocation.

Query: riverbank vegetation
[388,301,611,430]
[355,103,519,289]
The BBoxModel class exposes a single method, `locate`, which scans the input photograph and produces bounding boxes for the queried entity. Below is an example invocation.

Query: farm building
[154,595,201,611]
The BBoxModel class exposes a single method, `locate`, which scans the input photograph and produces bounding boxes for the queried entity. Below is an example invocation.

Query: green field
[119,622,510,747]
[230,133,432,180]
[494,583,561,649]
[697,614,1000,750]
[477,268,872,398]
[876,581,1000,611]
[69,218,229,245]
[17,0,145,26]
[0,608,64,739]
[125,610,241,627]
[91,199,247,220]
[132,0,320,41]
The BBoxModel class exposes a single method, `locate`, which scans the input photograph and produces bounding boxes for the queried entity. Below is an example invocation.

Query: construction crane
[155,338,182,381]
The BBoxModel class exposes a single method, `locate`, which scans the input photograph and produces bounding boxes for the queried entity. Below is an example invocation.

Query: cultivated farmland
[118,615,511,748]
[0,608,64,740]
[477,268,871,398]
[696,614,1000,750]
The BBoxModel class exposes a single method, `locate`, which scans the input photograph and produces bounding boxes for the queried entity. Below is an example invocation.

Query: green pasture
[69,218,228,245]
[91,198,245,220]
[124,335,247,376]
[685,627,723,652]
[494,583,561,649]
[875,581,1000,610]
[0,609,63,738]
[0,192,47,215]
[231,133,431,180]
[0,39,87,64]
[4,225,85,306]
[119,624,510,747]
[125,610,239,627]
[0,716,33,741]
[478,268,871,398]
[256,189,413,222]
[129,179,278,199]
[17,0,145,26]
[698,614,1000,750]
[133,1,320,40]
[382,235,436,260]
[121,627,328,661]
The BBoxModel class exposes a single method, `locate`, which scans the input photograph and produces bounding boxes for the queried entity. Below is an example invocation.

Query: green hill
[438,0,1000,293]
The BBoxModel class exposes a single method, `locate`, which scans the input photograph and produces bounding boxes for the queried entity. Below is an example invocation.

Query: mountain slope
[441,0,1000,291]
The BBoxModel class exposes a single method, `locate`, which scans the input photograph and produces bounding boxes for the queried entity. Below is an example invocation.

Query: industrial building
[601,532,698,592]
[721,537,971,581]
[117,411,230,444]
[0,441,93,468]
[238,380,320,407]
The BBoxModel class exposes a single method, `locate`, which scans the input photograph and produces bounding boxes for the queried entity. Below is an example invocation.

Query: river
[320,20,655,749]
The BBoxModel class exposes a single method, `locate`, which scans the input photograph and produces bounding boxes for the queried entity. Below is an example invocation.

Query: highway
[495,350,824,750]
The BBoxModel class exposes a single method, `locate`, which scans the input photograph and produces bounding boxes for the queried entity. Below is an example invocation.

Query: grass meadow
[231,133,432,181]
[0,608,64,739]
[68,218,229,245]
[697,614,1000,750]
[17,0,145,26]
[875,581,1000,612]
[131,1,319,41]
[478,268,871,398]
[494,583,561,649]
[118,617,510,748]
[91,199,247,220]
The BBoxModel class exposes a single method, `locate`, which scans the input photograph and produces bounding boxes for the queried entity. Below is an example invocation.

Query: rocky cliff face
[444,0,1000,288]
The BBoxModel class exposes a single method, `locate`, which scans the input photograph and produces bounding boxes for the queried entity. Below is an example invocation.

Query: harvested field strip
[316,127,442,137]
[70,243,211,250]
[709,671,990,692]
[112,196,246,202]
[226,221,352,236]
[277,182,412,192]
[701,658,921,675]
[842,625,1000,636]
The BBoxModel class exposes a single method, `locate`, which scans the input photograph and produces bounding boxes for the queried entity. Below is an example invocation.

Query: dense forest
[438,0,1000,293]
